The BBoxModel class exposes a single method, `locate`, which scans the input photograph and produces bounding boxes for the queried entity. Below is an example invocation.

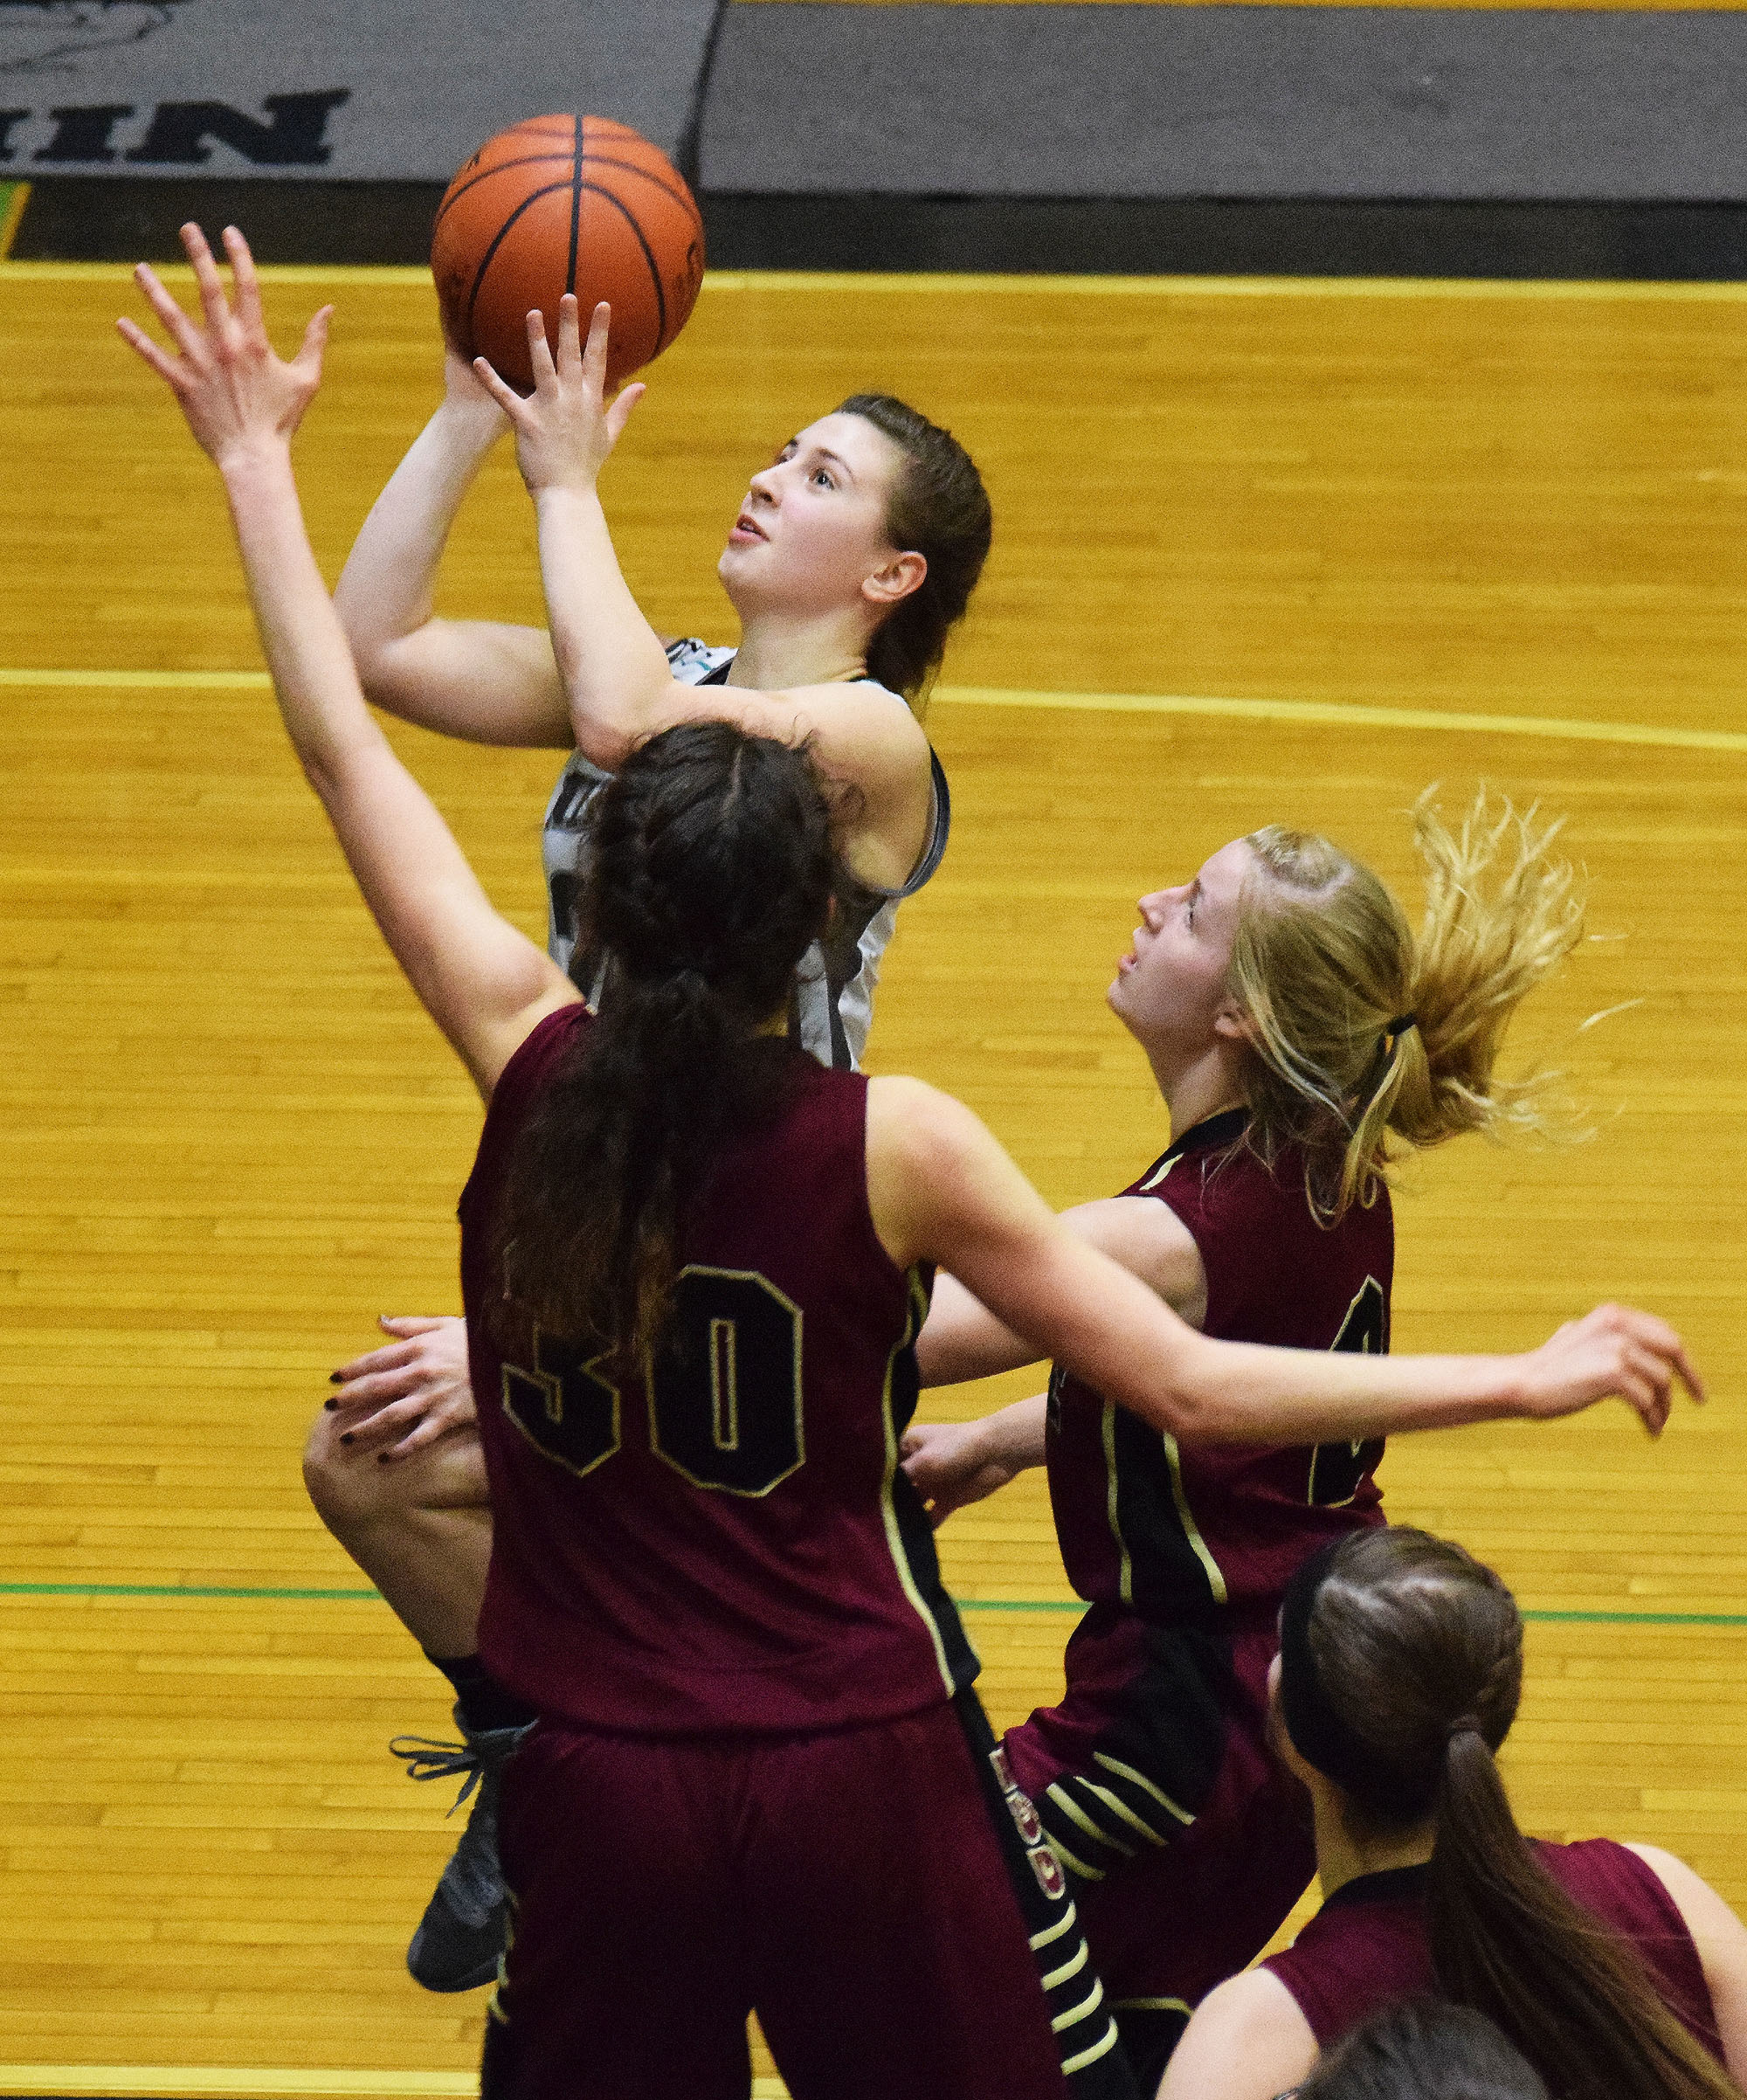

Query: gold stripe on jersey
[1091,1751,1194,1827]
[1046,1781,1139,1860]
[1163,1429,1230,1606]
[1029,1900,1081,1951]
[1052,1978,1108,2034]
[1042,1827,1107,1882]
[876,1267,957,1696]
[1079,1779,1171,1848]
[1114,1996,1194,2018]
[1040,1938,1091,1993]
[1061,2020,1123,2076]
[1100,1401,1136,1606]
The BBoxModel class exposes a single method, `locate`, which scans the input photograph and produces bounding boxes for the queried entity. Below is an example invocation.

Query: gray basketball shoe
[390,1707,532,1993]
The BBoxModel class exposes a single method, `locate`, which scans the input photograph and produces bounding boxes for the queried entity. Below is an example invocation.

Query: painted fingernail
[377,1451,391,1465]
[323,1399,337,1412]
[328,1372,343,1385]
[340,1433,355,1447]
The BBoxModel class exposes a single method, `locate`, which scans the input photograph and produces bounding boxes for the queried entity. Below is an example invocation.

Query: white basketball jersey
[540,639,950,1072]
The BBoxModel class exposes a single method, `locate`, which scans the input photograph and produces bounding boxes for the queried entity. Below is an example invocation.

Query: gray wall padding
[700,4,1747,204]
[0,0,722,178]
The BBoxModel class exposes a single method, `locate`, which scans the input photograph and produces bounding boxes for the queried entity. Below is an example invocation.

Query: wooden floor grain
[2,263,1744,2092]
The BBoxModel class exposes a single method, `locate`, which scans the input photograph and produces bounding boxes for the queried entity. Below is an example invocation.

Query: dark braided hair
[835,393,991,707]
[493,722,839,1362]
[1288,1529,1736,2100]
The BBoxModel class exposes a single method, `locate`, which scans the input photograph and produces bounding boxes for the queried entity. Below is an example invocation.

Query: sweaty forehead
[789,411,905,487]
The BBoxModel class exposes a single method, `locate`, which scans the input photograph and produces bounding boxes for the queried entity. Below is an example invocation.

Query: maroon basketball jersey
[1264,1841,1724,2063]
[461,1005,977,1734]
[1046,1110,1394,1624]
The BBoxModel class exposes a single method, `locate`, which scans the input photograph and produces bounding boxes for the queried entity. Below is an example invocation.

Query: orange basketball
[431,114,705,395]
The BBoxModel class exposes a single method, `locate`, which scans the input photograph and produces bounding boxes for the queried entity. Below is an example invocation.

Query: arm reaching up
[331,341,574,748]
[119,224,577,1097]
[475,296,936,895]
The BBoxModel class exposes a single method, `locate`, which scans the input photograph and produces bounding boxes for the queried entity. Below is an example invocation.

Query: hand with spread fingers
[328,1316,478,1464]
[1517,1302,1703,1435]
[471,293,646,498]
[116,221,331,469]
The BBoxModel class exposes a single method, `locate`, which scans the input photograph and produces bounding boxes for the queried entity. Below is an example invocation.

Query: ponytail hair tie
[1385,1012,1418,1040]
[1446,1713,1484,1744]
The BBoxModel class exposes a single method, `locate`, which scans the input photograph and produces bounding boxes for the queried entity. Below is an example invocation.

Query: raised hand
[116,221,331,469]
[327,1315,478,1463]
[471,294,645,497]
[1516,1303,1703,1436]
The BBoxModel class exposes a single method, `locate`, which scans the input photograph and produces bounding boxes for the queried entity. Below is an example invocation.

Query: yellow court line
[934,684,1747,754]
[3,666,1744,753]
[6,258,1747,303]
[0,2076,788,2100]
[0,667,270,689]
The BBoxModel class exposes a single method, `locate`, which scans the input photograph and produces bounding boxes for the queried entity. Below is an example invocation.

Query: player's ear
[863,549,927,610]
[1212,1000,1250,1044]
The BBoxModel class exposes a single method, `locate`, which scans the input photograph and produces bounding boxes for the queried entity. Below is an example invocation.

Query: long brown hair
[493,722,839,1362]
[1288,1528,1736,2100]
[835,392,991,707]
[1228,790,1585,1222]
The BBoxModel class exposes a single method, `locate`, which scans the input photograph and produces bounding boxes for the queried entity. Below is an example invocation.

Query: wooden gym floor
[3,263,1745,2097]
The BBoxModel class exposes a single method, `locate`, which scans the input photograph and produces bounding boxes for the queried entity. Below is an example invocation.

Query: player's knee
[301,1410,394,1537]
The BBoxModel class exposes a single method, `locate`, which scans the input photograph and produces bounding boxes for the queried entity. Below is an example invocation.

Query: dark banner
[0,1,721,179]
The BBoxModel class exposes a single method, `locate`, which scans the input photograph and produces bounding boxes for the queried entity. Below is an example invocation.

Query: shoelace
[390,1734,483,1817]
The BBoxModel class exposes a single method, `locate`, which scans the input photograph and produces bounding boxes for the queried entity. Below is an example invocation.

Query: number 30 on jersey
[501,1266,806,1498]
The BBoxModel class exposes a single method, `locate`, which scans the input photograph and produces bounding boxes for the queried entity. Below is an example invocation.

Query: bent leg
[1008,1620,1315,2094]
[302,1405,493,1655]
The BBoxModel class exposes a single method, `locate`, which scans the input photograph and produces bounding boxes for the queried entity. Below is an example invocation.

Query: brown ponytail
[834,392,991,708]
[1288,1530,1737,2100]
[492,722,839,1363]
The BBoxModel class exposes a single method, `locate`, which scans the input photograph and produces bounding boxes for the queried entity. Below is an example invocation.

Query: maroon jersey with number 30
[461,1005,977,1735]
[1047,1109,1394,1625]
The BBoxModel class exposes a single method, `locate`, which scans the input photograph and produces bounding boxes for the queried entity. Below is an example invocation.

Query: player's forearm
[1108,1323,1523,1449]
[916,1273,1044,1385]
[968,1394,1049,1474]
[334,400,503,685]
[534,484,677,765]
[223,443,389,794]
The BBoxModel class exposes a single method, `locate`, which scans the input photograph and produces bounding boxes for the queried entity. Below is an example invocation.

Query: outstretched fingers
[181,221,238,342]
[115,311,188,390]
[522,304,562,392]
[581,297,611,393]
[222,223,267,335]
[127,260,208,365]
[604,379,646,445]
[473,352,534,424]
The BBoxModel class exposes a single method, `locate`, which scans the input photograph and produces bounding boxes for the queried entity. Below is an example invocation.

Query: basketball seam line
[462,179,578,346]
[435,150,701,233]
[565,114,583,304]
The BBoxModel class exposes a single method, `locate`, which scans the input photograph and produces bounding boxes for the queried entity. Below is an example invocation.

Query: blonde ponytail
[1228,790,1585,1222]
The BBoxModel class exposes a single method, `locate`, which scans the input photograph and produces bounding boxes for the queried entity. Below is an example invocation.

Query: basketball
[431,114,706,395]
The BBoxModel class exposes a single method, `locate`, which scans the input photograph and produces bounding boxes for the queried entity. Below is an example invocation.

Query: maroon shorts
[481,1698,1074,2100]
[1005,1615,1315,2078]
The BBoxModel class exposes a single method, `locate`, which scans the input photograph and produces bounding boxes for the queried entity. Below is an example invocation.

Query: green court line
[3,1583,1744,1626]
[0,1582,378,1599]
